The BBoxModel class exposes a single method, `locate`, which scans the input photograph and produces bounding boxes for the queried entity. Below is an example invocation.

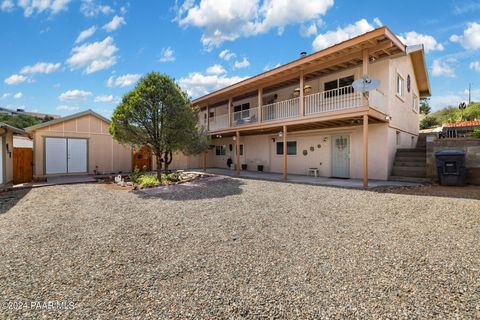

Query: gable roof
[0,123,27,135]
[24,109,110,133]
[406,45,431,98]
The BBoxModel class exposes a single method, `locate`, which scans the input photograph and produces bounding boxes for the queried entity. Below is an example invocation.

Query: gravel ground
[0,178,479,319]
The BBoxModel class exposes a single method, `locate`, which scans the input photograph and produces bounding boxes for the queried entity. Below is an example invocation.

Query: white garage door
[45,137,87,174]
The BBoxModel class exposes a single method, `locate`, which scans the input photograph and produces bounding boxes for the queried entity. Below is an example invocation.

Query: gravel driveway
[0,178,479,319]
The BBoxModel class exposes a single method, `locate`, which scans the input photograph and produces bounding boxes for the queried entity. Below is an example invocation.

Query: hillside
[420,102,480,129]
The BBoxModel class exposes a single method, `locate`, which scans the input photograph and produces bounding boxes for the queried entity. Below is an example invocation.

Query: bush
[420,116,439,129]
[137,174,160,187]
[471,128,480,138]
[164,172,180,182]
[130,167,141,184]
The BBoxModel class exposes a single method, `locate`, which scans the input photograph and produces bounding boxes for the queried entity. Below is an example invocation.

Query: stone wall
[426,136,480,185]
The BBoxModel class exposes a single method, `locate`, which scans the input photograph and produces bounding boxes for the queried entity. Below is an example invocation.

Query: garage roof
[25,109,110,133]
[0,123,27,135]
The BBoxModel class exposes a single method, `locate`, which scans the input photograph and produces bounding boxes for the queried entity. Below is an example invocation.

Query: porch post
[203,150,207,172]
[283,125,287,181]
[362,49,369,108]
[299,70,305,116]
[363,114,368,188]
[236,131,240,176]
[228,97,233,127]
[258,87,263,123]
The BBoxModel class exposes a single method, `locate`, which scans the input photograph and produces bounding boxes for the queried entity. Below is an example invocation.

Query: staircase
[390,133,430,183]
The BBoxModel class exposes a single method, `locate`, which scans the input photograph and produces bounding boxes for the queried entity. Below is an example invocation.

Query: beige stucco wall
[207,123,391,180]
[31,114,132,177]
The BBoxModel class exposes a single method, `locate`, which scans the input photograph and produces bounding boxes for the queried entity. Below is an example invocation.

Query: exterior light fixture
[278,131,283,137]
[232,136,236,141]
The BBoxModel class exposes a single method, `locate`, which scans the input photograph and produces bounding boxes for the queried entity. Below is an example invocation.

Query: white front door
[45,137,87,174]
[45,138,67,174]
[331,135,350,178]
[67,139,87,173]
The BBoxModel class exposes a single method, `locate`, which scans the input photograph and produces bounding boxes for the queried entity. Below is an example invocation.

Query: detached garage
[25,110,132,179]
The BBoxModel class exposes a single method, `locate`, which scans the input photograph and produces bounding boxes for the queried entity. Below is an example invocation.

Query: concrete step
[395,156,426,162]
[397,148,426,153]
[394,161,426,167]
[389,175,431,183]
[392,166,426,177]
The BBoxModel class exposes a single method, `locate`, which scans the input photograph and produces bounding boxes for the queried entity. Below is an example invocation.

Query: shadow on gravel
[373,184,480,200]
[0,188,31,214]
[133,177,245,201]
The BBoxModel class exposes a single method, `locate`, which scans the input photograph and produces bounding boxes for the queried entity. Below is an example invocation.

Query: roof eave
[25,109,111,133]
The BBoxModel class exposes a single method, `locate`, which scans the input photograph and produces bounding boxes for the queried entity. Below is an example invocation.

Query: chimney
[300,51,307,57]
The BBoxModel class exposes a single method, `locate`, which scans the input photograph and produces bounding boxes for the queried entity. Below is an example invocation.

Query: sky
[0,0,479,118]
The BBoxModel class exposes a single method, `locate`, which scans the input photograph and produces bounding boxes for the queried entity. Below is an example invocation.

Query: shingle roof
[443,120,480,128]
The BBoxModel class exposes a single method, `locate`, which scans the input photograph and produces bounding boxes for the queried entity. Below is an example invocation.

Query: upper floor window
[324,75,354,97]
[276,141,297,155]
[233,103,250,120]
[412,94,418,113]
[396,74,404,98]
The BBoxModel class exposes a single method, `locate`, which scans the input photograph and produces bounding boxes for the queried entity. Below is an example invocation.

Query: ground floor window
[276,141,297,155]
[215,145,226,156]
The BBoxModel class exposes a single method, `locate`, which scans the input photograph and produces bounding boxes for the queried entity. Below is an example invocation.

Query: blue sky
[0,0,479,117]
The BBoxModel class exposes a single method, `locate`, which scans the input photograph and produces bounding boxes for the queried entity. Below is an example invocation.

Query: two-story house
[193,27,430,187]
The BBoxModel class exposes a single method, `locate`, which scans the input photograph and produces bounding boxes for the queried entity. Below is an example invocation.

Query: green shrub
[137,174,160,187]
[130,167,141,184]
[420,116,439,129]
[164,172,180,182]
[471,128,480,138]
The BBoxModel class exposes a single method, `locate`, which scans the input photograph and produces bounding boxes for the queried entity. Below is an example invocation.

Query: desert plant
[130,167,141,184]
[471,128,480,138]
[137,174,160,187]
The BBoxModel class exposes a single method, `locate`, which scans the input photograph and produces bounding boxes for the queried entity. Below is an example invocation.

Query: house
[442,120,480,138]
[0,123,28,188]
[192,27,430,186]
[25,110,132,179]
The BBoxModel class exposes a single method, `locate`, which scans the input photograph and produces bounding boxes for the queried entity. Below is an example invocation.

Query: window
[396,74,404,97]
[276,141,297,155]
[215,145,226,156]
[209,111,214,118]
[324,75,354,97]
[396,131,401,146]
[233,103,250,120]
[239,144,244,156]
[412,94,418,113]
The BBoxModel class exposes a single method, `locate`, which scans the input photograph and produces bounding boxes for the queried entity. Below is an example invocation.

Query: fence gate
[13,147,33,184]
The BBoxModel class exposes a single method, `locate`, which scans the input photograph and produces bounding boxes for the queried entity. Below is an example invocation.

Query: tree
[419,115,439,129]
[109,72,209,181]
[419,98,431,115]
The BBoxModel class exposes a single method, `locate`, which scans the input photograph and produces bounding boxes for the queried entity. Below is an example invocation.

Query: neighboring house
[192,27,430,186]
[0,123,27,188]
[442,120,480,138]
[25,110,132,179]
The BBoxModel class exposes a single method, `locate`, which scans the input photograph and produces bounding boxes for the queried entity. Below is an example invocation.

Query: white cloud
[13,0,71,17]
[14,92,23,99]
[94,95,114,103]
[159,47,175,62]
[373,17,383,27]
[179,72,248,98]
[300,23,317,37]
[470,61,480,72]
[107,74,141,88]
[312,19,375,51]
[58,89,92,101]
[430,88,480,111]
[206,64,226,75]
[75,26,96,44]
[431,59,455,77]
[233,57,250,69]
[176,0,334,48]
[56,105,80,111]
[103,15,126,32]
[1,93,11,99]
[66,37,118,74]
[0,0,14,11]
[450,22,480,50]
[80,0,113,17]
[398,31,444,52]
[20,62,61,74]
[219,49,235,61]
[263,63,281,71]
[4,74,28,85]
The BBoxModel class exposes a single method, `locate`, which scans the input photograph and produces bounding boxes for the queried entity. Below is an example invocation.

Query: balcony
[206,85,387,132]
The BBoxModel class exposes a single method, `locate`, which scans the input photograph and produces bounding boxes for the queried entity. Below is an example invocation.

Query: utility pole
[468,83,472,105]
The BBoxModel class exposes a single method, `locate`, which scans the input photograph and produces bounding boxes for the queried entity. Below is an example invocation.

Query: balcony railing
[262,97,300,122]
[231,107,259,127]
[305,86,362,115]
[207,85,387,131]
[209,114,229,131]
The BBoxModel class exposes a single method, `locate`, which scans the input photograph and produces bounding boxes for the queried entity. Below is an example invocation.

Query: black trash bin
[435,150,466,186]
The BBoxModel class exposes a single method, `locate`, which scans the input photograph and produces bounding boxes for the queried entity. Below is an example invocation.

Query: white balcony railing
[305,85,362,115]
[262,97,300,122]
[232,107,259,127]
[209,114,229,131]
